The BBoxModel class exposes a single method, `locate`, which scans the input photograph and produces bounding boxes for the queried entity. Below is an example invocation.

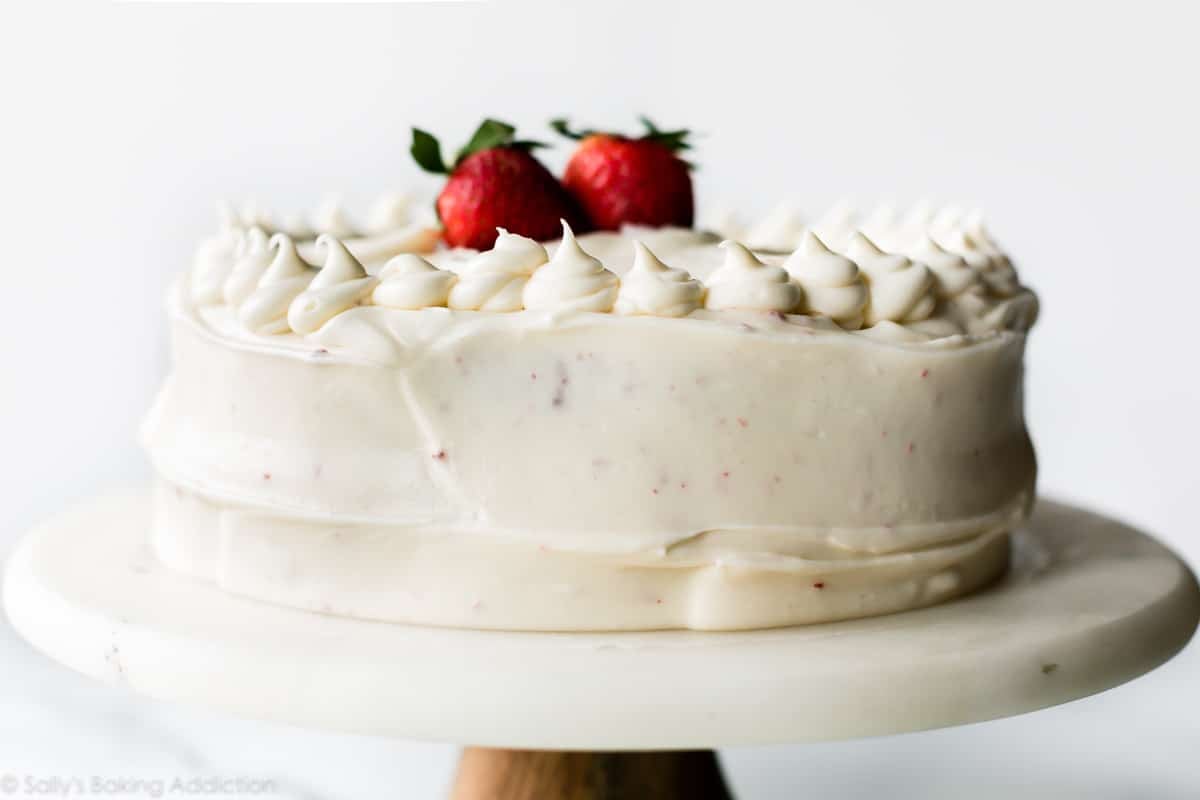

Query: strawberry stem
[412,119,546,176]
[639,116,692,152]
[550,116,692,154]
[455,119,515,163]
[550,118,595,141]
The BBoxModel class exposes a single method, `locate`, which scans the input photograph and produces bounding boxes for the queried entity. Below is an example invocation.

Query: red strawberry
[552,117,695,231]
[411,119,587,250]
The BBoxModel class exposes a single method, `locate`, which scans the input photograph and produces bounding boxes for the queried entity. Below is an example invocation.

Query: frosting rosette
[613,241,705,317]
[845,232,937,326]
[286,235,379,335]
[948,217,1020,297]
[221,227,273,307]
[239,234,317,334]
[704,241,802,313]
[448,229,548,311]
[910,235,982,299]
[373,254,457,310]
[523,221,620,313]
[784,231,868,329]
[191,223,242,305]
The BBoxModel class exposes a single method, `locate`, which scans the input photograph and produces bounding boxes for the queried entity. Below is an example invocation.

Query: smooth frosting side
[149,288,1036,543]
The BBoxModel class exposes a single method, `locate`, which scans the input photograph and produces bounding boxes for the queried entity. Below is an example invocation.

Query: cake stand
[4,490,1199,799]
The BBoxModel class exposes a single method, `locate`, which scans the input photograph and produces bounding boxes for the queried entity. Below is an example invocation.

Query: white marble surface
[3,611,1199,799]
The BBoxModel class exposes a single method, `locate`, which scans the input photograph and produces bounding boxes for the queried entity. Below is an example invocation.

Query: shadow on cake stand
[4,491,1198,799]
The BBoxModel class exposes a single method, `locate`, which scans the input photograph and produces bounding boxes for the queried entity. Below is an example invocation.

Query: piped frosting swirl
[239,234,317,334]
[222,227,273,307]
[910,235,982,299]
[845,232,937,326]
[191,225,243,305]
[784,231,868,329]
[614,242,705,317]
[373,254,457,310]
[286,236,379,335]
[523,222,620,313]
[704,241,802,313]
[187,199,1034,346]
[448,230,548,311]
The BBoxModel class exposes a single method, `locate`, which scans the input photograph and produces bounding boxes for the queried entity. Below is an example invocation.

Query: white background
[2,1,1198,797]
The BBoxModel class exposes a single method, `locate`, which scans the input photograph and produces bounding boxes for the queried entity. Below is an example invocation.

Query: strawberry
[551,117,695,231]
[411,119,587,250]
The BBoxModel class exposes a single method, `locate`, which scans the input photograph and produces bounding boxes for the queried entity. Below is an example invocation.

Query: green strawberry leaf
[455,119,517,164]
[552,116,692,155]
[639,116,692,152]
[410,128,448,174]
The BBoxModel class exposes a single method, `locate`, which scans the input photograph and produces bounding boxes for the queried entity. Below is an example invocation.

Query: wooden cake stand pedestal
[4,491,1199,799]
[449,749,731,800]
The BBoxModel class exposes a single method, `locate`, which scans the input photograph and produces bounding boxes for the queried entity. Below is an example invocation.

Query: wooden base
[449,748,733,800]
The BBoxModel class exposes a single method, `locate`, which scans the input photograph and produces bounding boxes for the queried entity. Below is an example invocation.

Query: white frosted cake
[142,199,1037,631]
[142,116,1036,631]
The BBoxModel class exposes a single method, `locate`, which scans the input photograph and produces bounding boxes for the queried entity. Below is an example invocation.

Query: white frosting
[274,212,316,241]
[704,241,802,313]
[861,204,900,240]
[313,198,359,239]
[232,200,273,232]
[784,231,868,329]
[286,235,379,335]
[523,222,620,313]
[187,207,1030,340]
[364,192,411,234]
[221,227,273,307]
[613,242,705,317]
[903,199,937,230]
[941,224,1020,297]
[448,230,548,311]
[845,232,937,325]
[238,234,317,334]
[143,282,1036,631]
[373,254,457,310]
[557,226,719,274]
[744,203,806,251]
[191,227,242,305]
[910,235,983,298]
[810,200,858,250]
